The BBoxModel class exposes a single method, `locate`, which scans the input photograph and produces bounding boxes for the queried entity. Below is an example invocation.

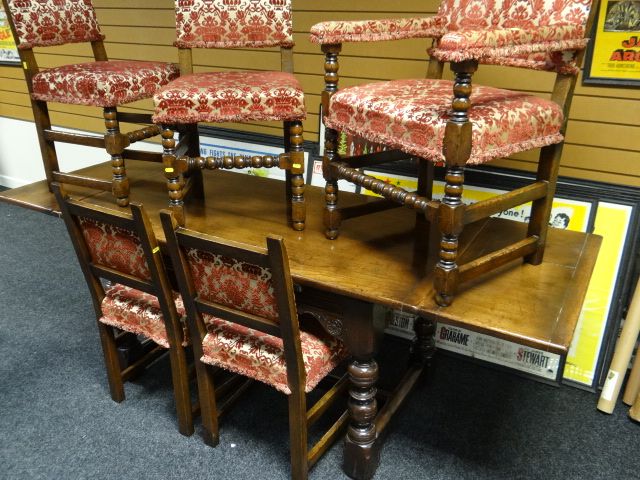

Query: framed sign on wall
[0,4,19,65]
[583,0,640,86]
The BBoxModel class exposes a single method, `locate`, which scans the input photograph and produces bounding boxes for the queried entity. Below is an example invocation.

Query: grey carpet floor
[1,200,638,480]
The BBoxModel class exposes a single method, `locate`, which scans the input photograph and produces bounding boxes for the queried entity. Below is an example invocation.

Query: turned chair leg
[286,120,306,231]
[162,126,186,226]
[434,164,465,306]
[434,60,476,306]
[103,107,130,207]
[323,126,342,239]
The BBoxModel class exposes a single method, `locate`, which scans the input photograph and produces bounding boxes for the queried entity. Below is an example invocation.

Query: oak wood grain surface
[0,161,601,355]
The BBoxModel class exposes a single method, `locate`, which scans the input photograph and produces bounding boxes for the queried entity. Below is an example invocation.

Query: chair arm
[310,16,443,44]
[430,24,589,62]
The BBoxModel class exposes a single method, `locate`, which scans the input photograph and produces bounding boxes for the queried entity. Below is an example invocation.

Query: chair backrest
[174,0,293,49]
[160,210,305,386]
[434,0,594,73]
[437,0,591,30]
[3,0,104,49]
[53,184,180,338]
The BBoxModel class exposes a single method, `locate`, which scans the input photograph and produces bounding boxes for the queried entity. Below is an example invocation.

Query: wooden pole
[629,391,640,422]
[597,281,640,413]
[622,345,640,406]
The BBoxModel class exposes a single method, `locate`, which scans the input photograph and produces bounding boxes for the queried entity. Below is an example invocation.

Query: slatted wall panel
[0,0,638,186]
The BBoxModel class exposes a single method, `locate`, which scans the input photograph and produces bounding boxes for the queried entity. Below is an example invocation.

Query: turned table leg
[342,300,382,480]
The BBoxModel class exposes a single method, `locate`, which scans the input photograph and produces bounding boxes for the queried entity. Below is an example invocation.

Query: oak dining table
[0,161,601,479]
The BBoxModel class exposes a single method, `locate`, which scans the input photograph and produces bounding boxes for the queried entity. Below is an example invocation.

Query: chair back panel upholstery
[435,0,593,72]
[174,0,293,49]
[437,0,591,30]
[184,247,279,320]
[6,0,103,49]
[77,216,152,281]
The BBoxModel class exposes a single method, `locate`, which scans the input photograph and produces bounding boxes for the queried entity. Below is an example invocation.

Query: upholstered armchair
[153,0,307,230]
[311,0,597,306]
[2,0,180,206]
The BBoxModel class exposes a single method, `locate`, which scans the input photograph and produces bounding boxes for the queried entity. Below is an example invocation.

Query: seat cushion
[152,71,306,124]
[200,314,348,395]
[100,284,187,349]
[325,78,564,165]
[31,60,180,107]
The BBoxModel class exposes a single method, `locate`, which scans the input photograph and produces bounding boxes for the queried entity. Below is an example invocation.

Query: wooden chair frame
[2,0,172,207]
[160,44,306,230]
[161,211,348,479]
[53,184,194,436]
[320,6,599,307]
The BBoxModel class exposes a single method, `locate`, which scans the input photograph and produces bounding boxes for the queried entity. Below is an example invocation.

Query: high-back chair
[53,184,194,436]
[3,0,180,207]
[310,0,598,306]
[153,0,306,230]
[161,211,348,479]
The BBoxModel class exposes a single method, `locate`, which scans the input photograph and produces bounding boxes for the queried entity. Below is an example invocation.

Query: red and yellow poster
[0,3,20,64]
[584,0,640,85]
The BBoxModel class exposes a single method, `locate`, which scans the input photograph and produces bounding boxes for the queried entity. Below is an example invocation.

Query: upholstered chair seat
[201,313,347,395]
[101,284,188,349]
[153,71,305,125]
[325,78,564,166]
[32,61,179,107]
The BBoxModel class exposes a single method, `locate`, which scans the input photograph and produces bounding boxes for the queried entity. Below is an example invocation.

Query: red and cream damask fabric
[77,216,151,280]
[31,61,180,107]
[200,313,348,395]
[309,16,443,44]
[431,24,588,62]
[152,71,305,124]
[432,0,591,70]
[7,0,104,49]
[436,0,591,31]
[325,79,564,165]
[184,247,279,320]
[174,0,293,49]
[100,284,188,349]
[310,1,591,72]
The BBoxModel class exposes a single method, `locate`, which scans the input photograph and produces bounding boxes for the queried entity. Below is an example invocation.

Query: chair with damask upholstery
[311,0,598,306]
[152,0,306,230]
[52,183,194,436]
[2,0,182,206]
[160,210,349,479]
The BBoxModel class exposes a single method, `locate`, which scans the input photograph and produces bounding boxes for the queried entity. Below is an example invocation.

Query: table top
[1,161,601,355]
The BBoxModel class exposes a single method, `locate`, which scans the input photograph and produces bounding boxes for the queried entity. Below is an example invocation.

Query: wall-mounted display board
[583,0,640,86]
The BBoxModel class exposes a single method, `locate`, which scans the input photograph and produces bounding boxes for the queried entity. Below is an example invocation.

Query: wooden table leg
[342,301,383,480]
[412,316,437,365]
